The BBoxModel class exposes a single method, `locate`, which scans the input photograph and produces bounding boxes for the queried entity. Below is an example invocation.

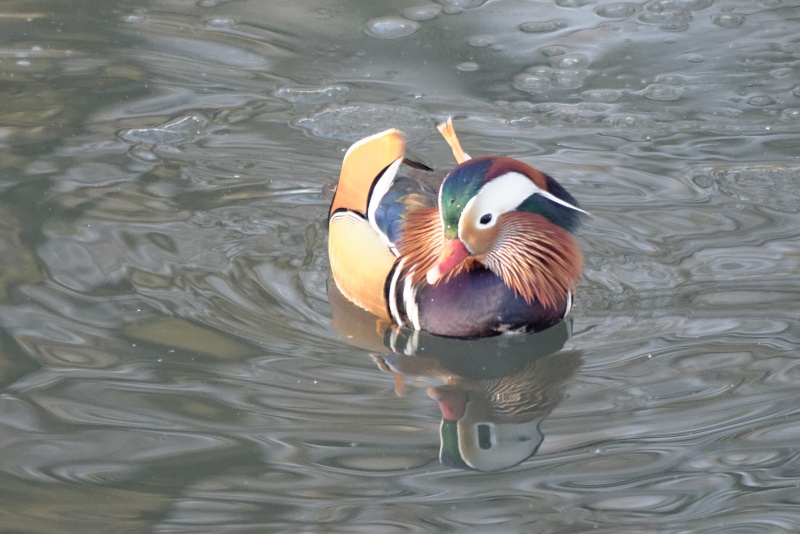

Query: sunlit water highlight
[0,0,799,531]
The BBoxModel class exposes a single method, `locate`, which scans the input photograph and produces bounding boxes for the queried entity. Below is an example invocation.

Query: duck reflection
[329,283,581,472]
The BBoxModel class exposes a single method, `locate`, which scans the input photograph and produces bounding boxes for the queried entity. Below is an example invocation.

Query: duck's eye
[479,213,492,225]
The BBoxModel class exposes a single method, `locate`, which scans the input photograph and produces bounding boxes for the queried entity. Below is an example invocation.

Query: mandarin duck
[329,269,579,472]
[328,119,586,338]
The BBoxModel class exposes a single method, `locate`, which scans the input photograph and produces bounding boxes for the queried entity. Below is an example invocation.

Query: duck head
[426,156,587,308]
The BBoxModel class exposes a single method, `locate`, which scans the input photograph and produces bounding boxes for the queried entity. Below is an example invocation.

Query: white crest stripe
[459,171,586,238]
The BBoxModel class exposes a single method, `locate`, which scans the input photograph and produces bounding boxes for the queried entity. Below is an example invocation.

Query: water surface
[1,0,800,531]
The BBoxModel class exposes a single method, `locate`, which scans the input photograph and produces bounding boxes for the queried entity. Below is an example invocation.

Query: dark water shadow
[329,281,581,472]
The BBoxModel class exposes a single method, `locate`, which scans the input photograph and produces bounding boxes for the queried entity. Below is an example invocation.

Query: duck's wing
[328,130,437,319]
[371,167,439,247]
[329,129,406,218]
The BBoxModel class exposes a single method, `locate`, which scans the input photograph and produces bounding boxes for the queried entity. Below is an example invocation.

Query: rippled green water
[1,0,800,531]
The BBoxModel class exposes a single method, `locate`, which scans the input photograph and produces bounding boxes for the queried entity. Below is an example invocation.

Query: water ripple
[294,104,433,142]
[2,0,799,531]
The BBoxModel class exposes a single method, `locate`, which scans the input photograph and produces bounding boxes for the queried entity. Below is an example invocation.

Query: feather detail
[480,212,582,310]
[395,208,580,309]
[329,129,405,217]
[328,211,395,320]
[396,206,482,287]
[437,118,471,164]
[395,207,444,284]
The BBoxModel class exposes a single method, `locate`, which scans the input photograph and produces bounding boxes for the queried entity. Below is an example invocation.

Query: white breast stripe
[388,258,406,326]
[403,271,422,331]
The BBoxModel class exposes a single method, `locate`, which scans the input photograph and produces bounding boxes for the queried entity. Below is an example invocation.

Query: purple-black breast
[417,267,568,338]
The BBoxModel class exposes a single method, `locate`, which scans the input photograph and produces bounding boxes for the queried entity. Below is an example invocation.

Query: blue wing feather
[372,168,438,246]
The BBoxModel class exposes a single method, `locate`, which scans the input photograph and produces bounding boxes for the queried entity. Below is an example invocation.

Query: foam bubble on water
[519,20,568,33]
[363,17,420,39]
[747,95,775,106]
[121,14,146,24]
[655,74,685,85]
[604,114,648,128]
[782,43,800,57]
[513,61,591,92]
[711,13,745,28]
[509,101,537,112]
[643,84,680,101]
[595,3,639,19]
[555,0,594,7]
[314,8,332,20]
[639,10,692,31]
[434,0,489,8]
[696,164,800,213]
[119,115,209,145]
[273,85,349,105]
[204,17,236,29]
[551,69,587,89]
[782,109,800,121]
[549,104,607,124]
[129,145,160,162]
[769,68,793,79]
[793,85,800,98]
[456,62,479,71]
[541,46,567,57]
[512,73,549,93]
[639,0,714,30]
[582,89,623,102]
[403,5,441,21]
[441,6,463,14]
[467,36,493,48]
[294,104,432,141]
[551,54,589,69]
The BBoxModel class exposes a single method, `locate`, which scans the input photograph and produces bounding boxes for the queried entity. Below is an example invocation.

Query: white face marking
[458,171,587,239]
[458,172,535,239]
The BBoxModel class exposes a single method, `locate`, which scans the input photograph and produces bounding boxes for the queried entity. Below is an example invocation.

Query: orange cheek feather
[426,238,470,284]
